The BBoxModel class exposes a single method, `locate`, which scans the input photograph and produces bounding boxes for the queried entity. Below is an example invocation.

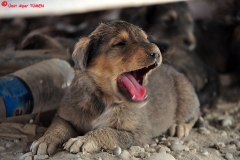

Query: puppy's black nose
[183,39,192,47]
[149,51,160,58]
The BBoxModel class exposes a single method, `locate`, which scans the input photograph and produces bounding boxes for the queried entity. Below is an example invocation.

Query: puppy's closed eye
[112,39,126,47]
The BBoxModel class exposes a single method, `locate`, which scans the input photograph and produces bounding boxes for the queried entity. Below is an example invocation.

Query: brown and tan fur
[31,20,199,156]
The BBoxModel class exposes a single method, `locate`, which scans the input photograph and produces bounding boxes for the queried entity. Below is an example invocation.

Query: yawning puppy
[30,20,199,155]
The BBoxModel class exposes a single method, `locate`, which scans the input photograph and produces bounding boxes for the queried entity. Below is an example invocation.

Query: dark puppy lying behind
[31,20,199,155]
[163,46,220,106]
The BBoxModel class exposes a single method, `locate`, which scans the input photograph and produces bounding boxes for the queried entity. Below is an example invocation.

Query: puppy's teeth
[132,95,136,100]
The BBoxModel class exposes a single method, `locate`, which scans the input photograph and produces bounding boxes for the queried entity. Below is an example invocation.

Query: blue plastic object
[0,75,33,117]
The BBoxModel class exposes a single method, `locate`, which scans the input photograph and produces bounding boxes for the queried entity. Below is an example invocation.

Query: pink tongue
[119,72,146,101]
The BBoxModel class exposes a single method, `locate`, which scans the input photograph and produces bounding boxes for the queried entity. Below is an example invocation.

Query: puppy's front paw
[30,135,59,156]
[168,123,193,138]
[63,128,118,154]
[63,135,100,154]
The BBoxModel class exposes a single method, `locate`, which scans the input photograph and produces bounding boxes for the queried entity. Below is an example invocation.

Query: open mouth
[117,62,158,102]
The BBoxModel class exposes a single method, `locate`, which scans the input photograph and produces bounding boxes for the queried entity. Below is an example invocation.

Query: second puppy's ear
[72,37,91,71]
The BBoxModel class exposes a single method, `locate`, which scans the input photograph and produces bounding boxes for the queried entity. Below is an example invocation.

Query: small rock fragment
[201,150,209,156]
[19,152,33,160]
[145,147,156,153]
[118,150,131,160]
[113,146,121,156]
[29,119,34,124]
[157,147,166,153]
[146,153,176,160]
[170,144,189,152]
[129,146,145,155]
[150,143,157,148]
[219,117,232,127]
[198,127,210,134]
[143,144,150,149]
[225,153,233,159]
[5,142,14,148]
[34,154,49,160]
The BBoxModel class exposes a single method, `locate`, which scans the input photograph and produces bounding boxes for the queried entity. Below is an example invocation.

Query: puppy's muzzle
[147,43,162,64]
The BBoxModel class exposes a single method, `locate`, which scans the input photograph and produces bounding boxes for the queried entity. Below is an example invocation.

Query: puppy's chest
[91,106,139,131]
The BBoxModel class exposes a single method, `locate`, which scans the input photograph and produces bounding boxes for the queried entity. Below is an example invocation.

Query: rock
[129,146,145,156]
[157,147,166,153]
[219,117,232,127]
[154,138,159,143]
[14,139,20,143]
[227,144,237,152]
[0,146,6,152]
[29,119,34,124]
[170,144,189,152]
[19,152,33,160]
[198,127,211,134]
[217,142,226,148]
[119,150,131,160]
[190,149,197,154]
[164,147,171,153]
[145,147,156,153]
[167,137,180,145]
[230,140,240,150]
[201,150,209,156]
[225,153,233,159]
[138,152,150,159]
[146,153,176,160]
[220,131,227,136]
[113,146,121,156]
[5,142,14,148]
[150,143,157,148]
[34,154,49,160]
[143,144,150,149]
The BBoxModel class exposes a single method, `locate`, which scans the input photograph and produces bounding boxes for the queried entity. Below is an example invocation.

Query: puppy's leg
[31,115,77,155]
[169,74,200,138]
[64,127,134,153]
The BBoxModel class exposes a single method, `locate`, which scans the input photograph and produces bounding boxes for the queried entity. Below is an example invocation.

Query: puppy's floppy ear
[72,37,91,70]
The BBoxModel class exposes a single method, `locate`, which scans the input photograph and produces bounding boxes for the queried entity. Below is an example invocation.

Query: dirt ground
[0,96,240,160]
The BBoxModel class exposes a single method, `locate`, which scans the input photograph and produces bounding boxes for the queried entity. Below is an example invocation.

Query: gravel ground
[0,97,240,160]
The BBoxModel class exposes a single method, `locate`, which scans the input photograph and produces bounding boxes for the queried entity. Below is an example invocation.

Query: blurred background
[0,0,240,105]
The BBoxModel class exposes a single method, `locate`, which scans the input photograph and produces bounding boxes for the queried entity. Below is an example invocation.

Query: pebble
[145,147,156,153]
[190,149,197,154]
[230,140,240,150]
[19,152,33,160]
[113,146,121,156]
[164,147,171,153]
[146,153,176,160]
[29,119,34,124]
[170,144,189,152]
[201,150,209,156]
[118,150,131,160]
[217,142,226,148]
[220,131,227,136]
[0,146,6,152]
[220,117,232,127]
[129,146,145,155]
[143,144,150,149]
[138,152,150,158]
[157,147,166,153]
[14,139,20,143]
[225,153,233,159]
[168,137,180,145]
[198,127,211,134]
[5,142,14,148]
[33,154,49,160]
[150,143,157,148]
[227,144,237,152]
[154,139,159,143]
